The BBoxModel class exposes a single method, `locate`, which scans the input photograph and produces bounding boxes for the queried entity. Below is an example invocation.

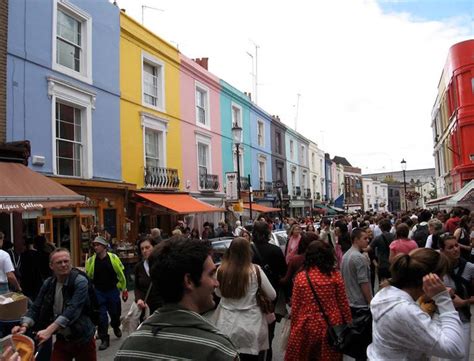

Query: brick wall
[0,0,8,143]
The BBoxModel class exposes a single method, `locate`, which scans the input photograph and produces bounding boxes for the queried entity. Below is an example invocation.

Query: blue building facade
[249,104,273,204]
[6,0,126,265]
[7,0,121,181]
[220,81,251,192]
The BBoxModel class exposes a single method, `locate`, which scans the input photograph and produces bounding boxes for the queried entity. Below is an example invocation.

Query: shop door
[37,215,53,243]
[80,215,94,266]
[103,209,117,239]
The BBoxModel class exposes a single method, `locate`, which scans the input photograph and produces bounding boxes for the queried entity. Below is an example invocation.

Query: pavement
[101,292,474,361]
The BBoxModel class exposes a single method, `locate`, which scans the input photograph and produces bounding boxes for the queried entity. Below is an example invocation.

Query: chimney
[244,92,252,100]
[193,57,208,70]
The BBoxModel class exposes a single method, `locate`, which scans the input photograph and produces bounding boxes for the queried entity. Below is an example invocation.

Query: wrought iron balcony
[199,167,219,191]
[264,181,273,193]
[304,188,311,199]
[144,166,180,190]
[293,186,301,196]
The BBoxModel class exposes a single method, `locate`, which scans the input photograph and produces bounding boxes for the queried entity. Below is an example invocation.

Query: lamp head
[400,158,407,171]
[232,123,242,144]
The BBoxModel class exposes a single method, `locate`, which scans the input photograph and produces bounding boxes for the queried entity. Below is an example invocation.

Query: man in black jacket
[369,219,394,282]
[12,248,96,361]
[251,221,287,361]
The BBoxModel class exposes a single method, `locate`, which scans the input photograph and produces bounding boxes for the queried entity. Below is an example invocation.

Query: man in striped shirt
[115,236,239,361]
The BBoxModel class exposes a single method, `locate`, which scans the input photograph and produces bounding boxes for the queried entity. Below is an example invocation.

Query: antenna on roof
[294,93,301,131]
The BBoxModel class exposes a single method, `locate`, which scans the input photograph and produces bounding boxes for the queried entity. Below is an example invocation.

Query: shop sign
[253,190,265,199]
[0,202,44,211]
[225,172,238,201]
[290,200,305,208]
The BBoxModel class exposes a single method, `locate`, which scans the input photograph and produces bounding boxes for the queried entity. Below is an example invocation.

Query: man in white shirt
[0,232,21,294]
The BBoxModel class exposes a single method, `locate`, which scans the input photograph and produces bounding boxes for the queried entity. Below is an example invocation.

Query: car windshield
[210,238,233,265]
[273,232,288,246]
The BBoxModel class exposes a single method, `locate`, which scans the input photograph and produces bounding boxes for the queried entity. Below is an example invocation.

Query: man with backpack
[12,248,97,361]
[86,236,127,351]
[412,210,431,247]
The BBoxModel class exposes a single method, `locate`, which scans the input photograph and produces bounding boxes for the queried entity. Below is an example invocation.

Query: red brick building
[432,40,474,197]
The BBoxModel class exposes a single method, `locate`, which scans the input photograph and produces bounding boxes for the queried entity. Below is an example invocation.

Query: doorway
[53,217,76,259]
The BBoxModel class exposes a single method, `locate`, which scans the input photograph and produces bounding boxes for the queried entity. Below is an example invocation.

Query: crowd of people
[0,206,473,361]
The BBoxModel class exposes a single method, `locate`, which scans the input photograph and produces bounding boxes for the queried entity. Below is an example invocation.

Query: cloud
[117,0,472,172]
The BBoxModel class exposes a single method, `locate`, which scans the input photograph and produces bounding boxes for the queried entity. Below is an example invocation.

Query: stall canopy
[313,204,337,215]
[137,193,223,214]
[447,180,474,210]
[426,195,453,209]
[0,162,85,213]
[243,203,280,213]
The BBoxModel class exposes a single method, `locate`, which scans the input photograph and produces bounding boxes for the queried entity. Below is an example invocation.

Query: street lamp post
[401,158,408,212]
[232,123,243,222]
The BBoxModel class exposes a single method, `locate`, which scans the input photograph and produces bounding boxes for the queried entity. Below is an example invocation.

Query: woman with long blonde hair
[212,237,276,361]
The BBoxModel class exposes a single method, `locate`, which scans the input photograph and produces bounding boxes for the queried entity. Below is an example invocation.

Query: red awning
[137,193,223,214]
[243,203,280,213]
[0,162,85,213]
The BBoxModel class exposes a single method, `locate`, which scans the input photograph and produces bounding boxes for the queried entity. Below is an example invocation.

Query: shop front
[131,192,224,239]
[0,162,85,265]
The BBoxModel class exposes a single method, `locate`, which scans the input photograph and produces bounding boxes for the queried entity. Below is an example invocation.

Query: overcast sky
[116,0,473,174]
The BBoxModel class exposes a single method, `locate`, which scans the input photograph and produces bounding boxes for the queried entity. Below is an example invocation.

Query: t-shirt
[341,246,372,307]
[93,254,118,291]
[370,232,394,269]
[389,239,418,256]
[0,250,14,283]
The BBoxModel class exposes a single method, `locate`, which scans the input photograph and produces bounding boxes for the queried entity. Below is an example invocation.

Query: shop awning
[426,195,452,207]
[0,162,85,213]
[447,180,474,209]
[137,193,224,214]
[243,203,280,213]
[313,204,337,215]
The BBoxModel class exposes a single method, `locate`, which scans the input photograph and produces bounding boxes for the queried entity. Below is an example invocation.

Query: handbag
[304,271,371,359]
[122,283,153,333]
[255,265,274,314]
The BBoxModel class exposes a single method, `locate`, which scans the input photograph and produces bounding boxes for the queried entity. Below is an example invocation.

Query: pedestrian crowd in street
[0,206,473,361]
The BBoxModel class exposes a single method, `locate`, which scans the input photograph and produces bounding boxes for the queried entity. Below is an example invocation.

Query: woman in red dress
[285,240,352,361]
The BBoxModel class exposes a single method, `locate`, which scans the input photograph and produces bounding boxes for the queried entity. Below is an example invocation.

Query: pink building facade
[179,56,225,228]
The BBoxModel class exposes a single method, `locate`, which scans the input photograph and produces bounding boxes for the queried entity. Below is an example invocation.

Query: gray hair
[428,219,443,233]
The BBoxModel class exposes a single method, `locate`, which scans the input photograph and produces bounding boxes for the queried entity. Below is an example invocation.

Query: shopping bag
[122,302,149,333]
[280,315,291,351]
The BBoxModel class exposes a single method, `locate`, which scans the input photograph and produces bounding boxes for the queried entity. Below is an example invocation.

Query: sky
[115,0,473,174]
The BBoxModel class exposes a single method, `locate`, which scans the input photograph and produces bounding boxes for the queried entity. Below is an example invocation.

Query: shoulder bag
[304,271,370,359]
[255,265,274,314]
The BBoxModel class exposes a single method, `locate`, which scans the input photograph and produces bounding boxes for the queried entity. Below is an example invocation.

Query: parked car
[270,230,288,253]
[210,237,234,265]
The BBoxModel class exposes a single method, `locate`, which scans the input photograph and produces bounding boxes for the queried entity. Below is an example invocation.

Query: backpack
[67,268,100,326]
[413,224,430,247]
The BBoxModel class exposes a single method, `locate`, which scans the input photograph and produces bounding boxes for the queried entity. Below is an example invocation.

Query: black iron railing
[144,166,180,189]
[199,166,219,191]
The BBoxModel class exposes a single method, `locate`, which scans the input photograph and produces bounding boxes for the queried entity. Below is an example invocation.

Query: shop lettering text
[0,202,44,211]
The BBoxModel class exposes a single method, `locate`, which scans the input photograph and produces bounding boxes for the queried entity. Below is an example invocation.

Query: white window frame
[231,102,243,142]
[195,81,210,129]
[141,112,168,170]
[196,134,212,190]
[141,51,166,112]
[48,76,94,179]
[52,0,92,84]
[258,155,266,190]
[257,120,264,147]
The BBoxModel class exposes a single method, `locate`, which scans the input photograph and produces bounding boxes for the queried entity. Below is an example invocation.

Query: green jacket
[85,252,126,291]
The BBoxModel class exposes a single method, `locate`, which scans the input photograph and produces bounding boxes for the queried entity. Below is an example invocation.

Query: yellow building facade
[120,13,182,189]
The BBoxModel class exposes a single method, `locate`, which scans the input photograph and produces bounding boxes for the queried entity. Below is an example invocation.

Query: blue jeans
[96,288,121,340]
